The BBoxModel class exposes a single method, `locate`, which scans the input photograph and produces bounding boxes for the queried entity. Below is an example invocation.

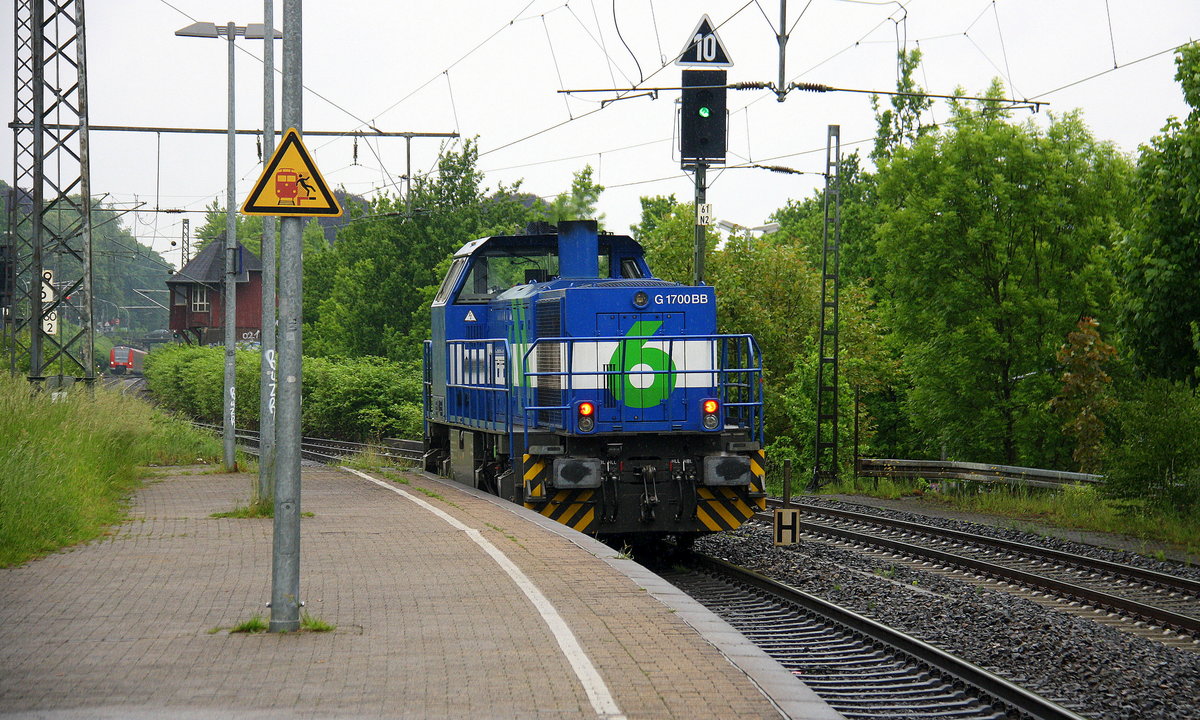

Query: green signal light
[698,107,711,118]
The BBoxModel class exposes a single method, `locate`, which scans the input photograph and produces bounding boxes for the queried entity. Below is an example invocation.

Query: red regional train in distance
[109,346,146,375]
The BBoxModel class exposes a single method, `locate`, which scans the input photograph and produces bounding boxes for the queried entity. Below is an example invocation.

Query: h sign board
[773,508,800,546]
[676,14,733,67]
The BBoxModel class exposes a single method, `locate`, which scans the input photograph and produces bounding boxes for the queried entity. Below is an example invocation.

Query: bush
[144,345,423,441]
[1103,377,1200,515]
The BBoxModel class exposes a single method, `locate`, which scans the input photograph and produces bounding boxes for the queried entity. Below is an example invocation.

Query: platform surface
[0,463,842,720]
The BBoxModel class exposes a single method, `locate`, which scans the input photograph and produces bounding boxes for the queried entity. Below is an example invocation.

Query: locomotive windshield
[435,231,650,306]
[457,249,561,303]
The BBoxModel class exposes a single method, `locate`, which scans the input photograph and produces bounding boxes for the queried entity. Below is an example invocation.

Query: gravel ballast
[695,519,1200,720]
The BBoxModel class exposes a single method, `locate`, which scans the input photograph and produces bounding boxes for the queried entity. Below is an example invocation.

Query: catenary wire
[613,0,644,84]
[989,0,1021,97]
[588,0,620,89]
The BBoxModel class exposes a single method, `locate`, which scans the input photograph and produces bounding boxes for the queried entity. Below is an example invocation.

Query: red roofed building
[166,235,263,345]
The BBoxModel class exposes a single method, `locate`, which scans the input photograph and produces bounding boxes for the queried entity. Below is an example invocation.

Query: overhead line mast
[7,0,95,387]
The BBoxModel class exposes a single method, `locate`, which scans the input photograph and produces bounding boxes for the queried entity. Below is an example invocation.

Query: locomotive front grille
[535,298,562,425]
[603,363,618,408]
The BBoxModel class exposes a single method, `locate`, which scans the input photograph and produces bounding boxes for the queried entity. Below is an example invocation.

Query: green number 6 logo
[608,320,677,408]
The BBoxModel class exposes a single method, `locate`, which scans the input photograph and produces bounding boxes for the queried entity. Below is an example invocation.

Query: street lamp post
[175,21,277,471]
[93,297,125,331]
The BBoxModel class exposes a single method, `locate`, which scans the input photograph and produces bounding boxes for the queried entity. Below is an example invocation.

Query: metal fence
[855,457,1102,490]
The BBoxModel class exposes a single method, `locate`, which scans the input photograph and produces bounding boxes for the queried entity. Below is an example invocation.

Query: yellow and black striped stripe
[748,448,767,511]
[695,486,757,532]
[522,454,550,503]
[534,490,596,533]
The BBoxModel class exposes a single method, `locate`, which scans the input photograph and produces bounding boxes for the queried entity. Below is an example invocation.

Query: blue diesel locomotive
[423,220,765,541]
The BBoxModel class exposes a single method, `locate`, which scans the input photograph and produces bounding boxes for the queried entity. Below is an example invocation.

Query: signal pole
[259,0,278,505]
[680,69,725,286]
[677,17,730,287]
[693,162,706,286]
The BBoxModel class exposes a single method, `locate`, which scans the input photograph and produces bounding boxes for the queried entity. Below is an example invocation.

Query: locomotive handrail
[520,333,763,444]
[442,333,765,454]
[444,337,517,457]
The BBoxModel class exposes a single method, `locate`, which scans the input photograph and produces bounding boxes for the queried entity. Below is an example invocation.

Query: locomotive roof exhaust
[557,219,600,280]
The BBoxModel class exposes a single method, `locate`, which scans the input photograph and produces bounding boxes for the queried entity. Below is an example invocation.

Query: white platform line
[344,467,627,720]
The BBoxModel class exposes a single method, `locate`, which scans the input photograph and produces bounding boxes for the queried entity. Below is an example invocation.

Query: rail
[190,422,424,465]
[762,501,1200,638]
[678,554,1089,720]
[856,457,1102,489]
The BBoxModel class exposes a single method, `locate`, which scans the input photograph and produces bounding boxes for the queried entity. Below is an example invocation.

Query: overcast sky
[3,1,1197,270]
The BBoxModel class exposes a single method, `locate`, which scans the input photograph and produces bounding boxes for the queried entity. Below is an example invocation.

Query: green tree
[302,139,535,362]
[537,165,605,226]
[634,196,888,474]
[90,204,174,332]
[870,48,934,160]
[1117,42,1200,383]
[874,92,1133,466]
[192,199,327,261]
[0,183,171,335]
[634,198,712,284]
[1104,377,1200,514]
[630,194,677,240]
[769,153,883,284]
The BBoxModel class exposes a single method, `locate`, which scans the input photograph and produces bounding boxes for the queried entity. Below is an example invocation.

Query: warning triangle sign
[241,128,343,217]
[676,14,733,68]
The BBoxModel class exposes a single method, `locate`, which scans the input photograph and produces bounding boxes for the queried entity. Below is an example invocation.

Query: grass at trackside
[805,475,1200,562]
[0,373,222,567]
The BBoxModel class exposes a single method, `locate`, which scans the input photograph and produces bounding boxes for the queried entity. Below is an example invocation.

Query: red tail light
[577,401,596,432]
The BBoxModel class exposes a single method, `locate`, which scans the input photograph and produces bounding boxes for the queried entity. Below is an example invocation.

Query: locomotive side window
[434,258,467,306]
[620,257,644,278]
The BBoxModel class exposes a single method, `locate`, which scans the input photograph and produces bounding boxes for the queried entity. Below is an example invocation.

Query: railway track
[666,553,1088,720]
[191,423,424,465]
[199,419,1199,647]
[763,499,1200,646]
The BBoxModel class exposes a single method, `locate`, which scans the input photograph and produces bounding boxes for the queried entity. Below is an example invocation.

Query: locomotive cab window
[456,249,559,303]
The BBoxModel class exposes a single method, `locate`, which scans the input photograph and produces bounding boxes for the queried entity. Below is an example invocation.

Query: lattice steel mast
[7,0,94,384]
[811,125,842,489]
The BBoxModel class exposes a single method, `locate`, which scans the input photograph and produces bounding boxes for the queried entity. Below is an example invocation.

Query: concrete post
[270,0,302,634]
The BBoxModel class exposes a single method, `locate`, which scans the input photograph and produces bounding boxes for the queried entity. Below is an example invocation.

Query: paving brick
[0,465,842,720]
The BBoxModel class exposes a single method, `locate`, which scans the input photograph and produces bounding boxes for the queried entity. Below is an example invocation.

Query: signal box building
[166,235,263,346]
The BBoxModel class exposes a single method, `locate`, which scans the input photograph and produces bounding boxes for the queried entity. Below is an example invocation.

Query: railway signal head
[681,69,727,164]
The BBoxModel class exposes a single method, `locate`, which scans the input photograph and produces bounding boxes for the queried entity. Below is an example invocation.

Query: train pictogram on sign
[241,128,342,217]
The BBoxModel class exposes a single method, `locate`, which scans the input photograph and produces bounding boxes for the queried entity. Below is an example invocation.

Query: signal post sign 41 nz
[241,128,342,217]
